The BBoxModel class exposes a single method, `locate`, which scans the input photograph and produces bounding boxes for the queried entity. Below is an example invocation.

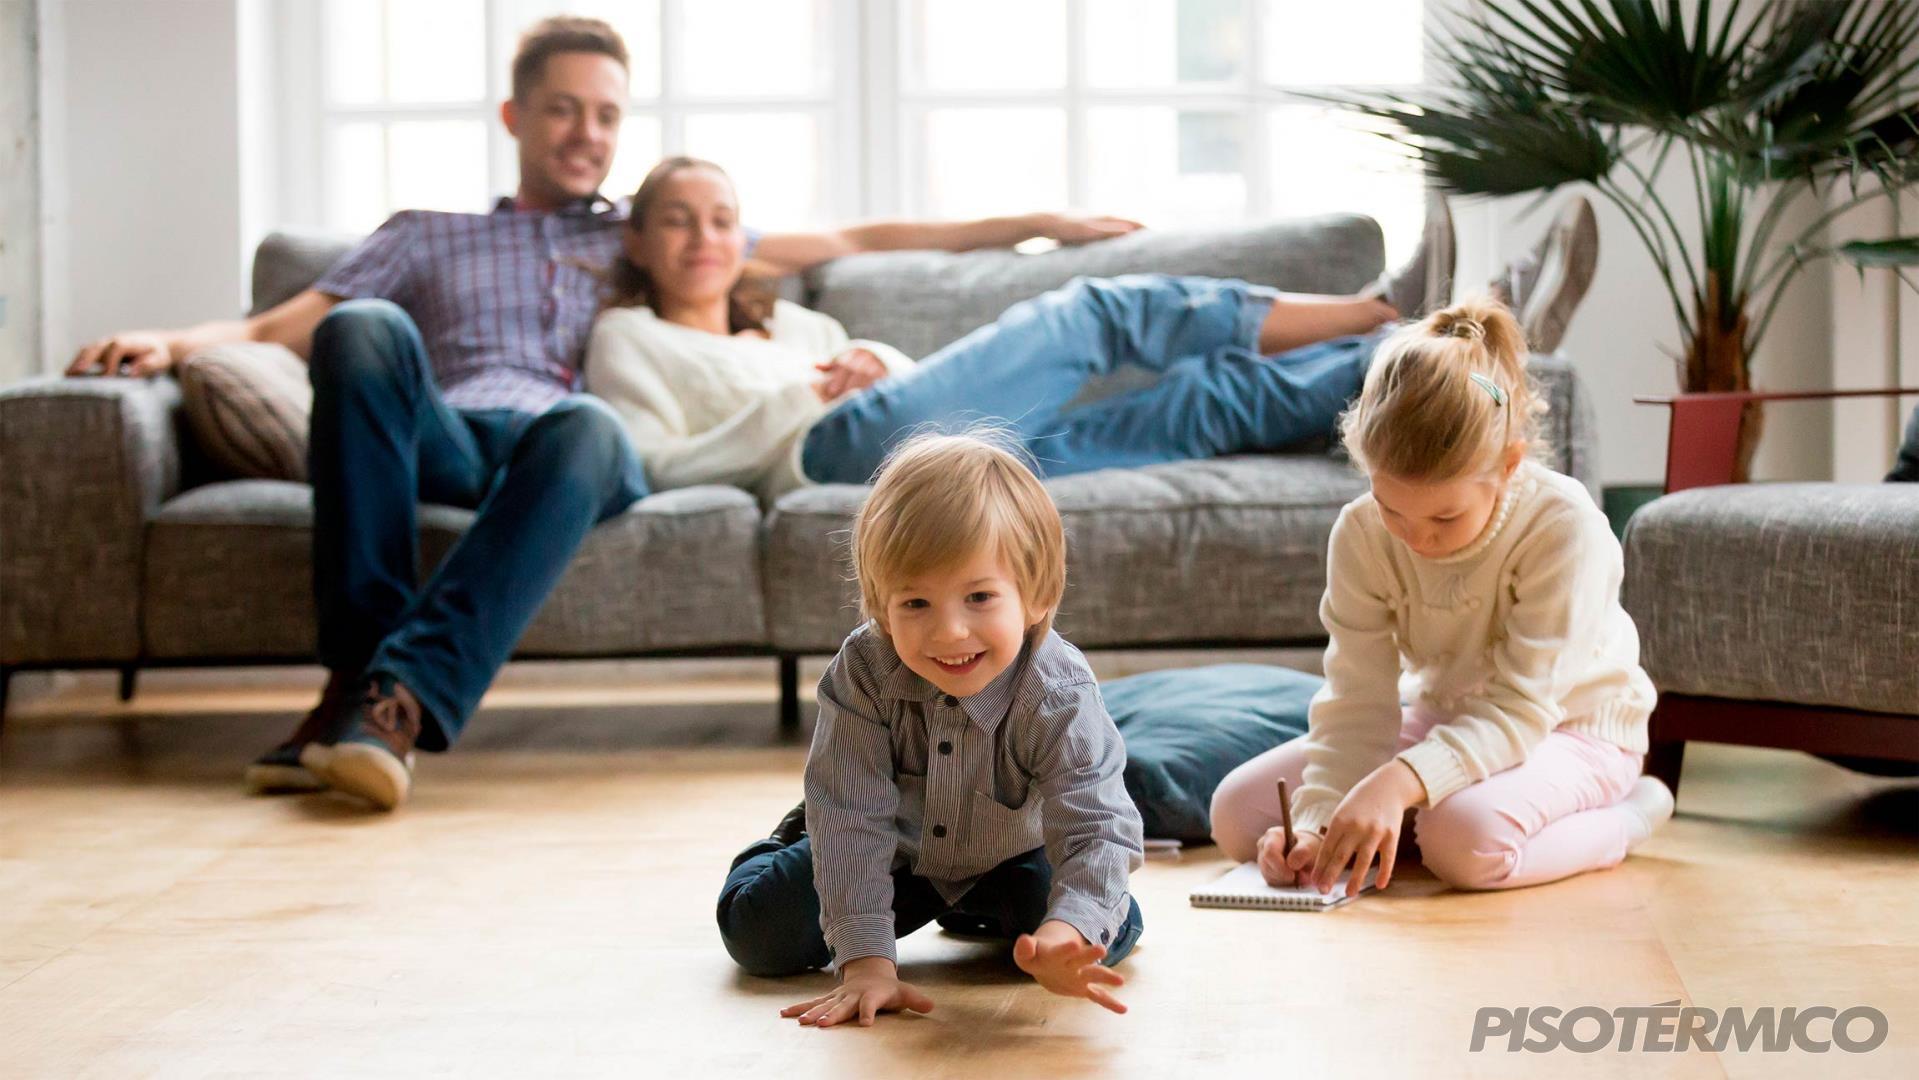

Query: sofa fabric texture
[1623,483,1919,715]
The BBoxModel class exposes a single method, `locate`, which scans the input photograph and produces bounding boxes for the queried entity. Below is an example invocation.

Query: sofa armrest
[0,376,184,665]
[1529,353,1599,498]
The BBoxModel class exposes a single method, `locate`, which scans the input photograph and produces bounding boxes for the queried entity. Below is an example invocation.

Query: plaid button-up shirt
[315,196,624,414]
[805,623,1145,967]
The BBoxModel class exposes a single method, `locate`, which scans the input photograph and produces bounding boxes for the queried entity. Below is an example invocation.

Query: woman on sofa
[585,156,1560,499]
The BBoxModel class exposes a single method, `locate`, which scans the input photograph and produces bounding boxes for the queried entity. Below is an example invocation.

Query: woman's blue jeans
[800,274,1382,484]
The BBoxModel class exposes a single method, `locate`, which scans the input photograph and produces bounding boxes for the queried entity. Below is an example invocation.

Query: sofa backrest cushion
[802,214,1384,359]
[248,214,1385,357]
[249,230,361,316]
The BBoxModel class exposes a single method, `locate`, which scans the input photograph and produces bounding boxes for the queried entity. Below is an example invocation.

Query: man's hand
[1012,920,1128,1014]
[1034,212,1144,247]
[813,347,888,402]
[1257,826,1321,887]
[1301,760,1426,894]
[68,331,176,378]
[779,956,935,1029]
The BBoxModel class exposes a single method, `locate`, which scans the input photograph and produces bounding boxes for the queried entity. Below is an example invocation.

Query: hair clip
[1469,372,1508,406]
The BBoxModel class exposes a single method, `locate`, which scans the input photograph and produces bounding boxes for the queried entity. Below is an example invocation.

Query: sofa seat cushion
[1622,484,1919,714]
[144,481,767,659]
[1106,663,1321,842]
[763,455,1367,654]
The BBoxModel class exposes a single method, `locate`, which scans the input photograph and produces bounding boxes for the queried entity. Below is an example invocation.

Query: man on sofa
[64,16,1143,812]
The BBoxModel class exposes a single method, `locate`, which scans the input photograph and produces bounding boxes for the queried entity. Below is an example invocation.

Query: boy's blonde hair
[1339,295,1549,482]
[852,432,1066,640]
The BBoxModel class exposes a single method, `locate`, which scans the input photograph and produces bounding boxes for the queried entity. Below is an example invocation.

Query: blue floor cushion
[1104,663,1323,842]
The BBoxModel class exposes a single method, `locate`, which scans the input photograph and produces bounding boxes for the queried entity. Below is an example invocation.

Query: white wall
[1,0,40,381]
[45,0,245,369]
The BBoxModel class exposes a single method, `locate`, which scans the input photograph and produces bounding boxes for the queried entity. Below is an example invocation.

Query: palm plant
[1325,0,1919,478]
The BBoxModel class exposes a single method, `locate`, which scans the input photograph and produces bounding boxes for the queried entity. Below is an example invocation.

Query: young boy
[715,433,1146,1028]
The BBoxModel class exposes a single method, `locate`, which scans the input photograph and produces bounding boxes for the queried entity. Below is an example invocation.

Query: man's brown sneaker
[303,678,421,811]
[244,670,359,795]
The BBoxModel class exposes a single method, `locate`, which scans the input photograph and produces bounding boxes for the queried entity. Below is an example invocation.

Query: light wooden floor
[3,658,1915,1079]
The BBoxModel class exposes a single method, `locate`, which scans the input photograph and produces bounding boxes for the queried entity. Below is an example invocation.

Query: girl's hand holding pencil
[1300,759,1427,894]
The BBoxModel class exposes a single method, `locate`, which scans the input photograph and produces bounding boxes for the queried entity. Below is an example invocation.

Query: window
[293,0,1425,259]
[302,0,847,234]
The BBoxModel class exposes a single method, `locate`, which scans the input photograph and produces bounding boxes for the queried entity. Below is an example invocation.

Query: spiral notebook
[1188,862,1377,911]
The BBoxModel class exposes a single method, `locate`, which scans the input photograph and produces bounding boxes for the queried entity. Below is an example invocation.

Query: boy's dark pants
[716,836,1144,978]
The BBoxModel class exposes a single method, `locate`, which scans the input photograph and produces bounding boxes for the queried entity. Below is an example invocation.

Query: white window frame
[277,0,1427,236]
[279,0,865,230]
[885,0,1428,232]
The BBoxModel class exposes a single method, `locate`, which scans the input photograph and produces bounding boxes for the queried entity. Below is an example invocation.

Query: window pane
[325,0,385,105]
[683,113,823,228]
[326,0,487,104]
[1086,0,1245,88]
[386,0,486,103]
[681,1,825,98]
[1261,0,1423,86]
[326,122,389,233]
[917,0,1066,91]
[601,116,666,204]
[387,119,491,215]
[1087,107,1247,226]
[1268,106,1423,264]
[922,108,1066,219]
[536,0,664,98]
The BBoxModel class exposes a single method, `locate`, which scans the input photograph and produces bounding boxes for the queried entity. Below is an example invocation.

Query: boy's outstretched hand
[781,956,935,1028]
[1013,920,1128,1014]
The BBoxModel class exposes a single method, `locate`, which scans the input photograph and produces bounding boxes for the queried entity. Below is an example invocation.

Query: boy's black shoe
[769,801,807,845]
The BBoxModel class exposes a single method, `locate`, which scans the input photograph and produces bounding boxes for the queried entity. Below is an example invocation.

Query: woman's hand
[813,347,888,401]
[1304,760,1426,894]
[1257,826,1320,886]
[1013,920,1128,1014]
[779,956,935,1028]
[1034,212,1144,246]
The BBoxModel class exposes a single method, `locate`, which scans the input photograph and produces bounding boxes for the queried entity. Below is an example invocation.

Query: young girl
[1209,298,1673,894]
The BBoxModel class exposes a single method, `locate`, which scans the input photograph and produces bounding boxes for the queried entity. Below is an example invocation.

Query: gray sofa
[0,215,1599,727]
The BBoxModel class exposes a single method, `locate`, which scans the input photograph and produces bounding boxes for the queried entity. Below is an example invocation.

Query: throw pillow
[1106,663,1322,842]
[177,343,312,481]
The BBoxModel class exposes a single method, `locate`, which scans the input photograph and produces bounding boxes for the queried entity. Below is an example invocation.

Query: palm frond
[1309,89,1616,196]
[1838,237,1919,268]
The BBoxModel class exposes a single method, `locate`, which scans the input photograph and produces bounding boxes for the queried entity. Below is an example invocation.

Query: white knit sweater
[584,301,915,500]
[1291,460,1658,836]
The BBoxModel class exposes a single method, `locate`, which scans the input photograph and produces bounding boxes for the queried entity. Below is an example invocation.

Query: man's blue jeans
[308,299,648,749]
[716,835,1145,977]
[801,274,1382,484]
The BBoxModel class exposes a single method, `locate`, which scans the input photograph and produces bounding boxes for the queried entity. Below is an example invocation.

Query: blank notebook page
[1188,862,1376,911]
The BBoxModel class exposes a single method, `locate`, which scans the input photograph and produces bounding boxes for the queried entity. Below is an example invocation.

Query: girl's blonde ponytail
[1339,295,1547,482]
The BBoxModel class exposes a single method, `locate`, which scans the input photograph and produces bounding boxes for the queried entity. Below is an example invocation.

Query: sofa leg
[778,655,800,737]
[1646,740,1685,800]
[118,665,139,703]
